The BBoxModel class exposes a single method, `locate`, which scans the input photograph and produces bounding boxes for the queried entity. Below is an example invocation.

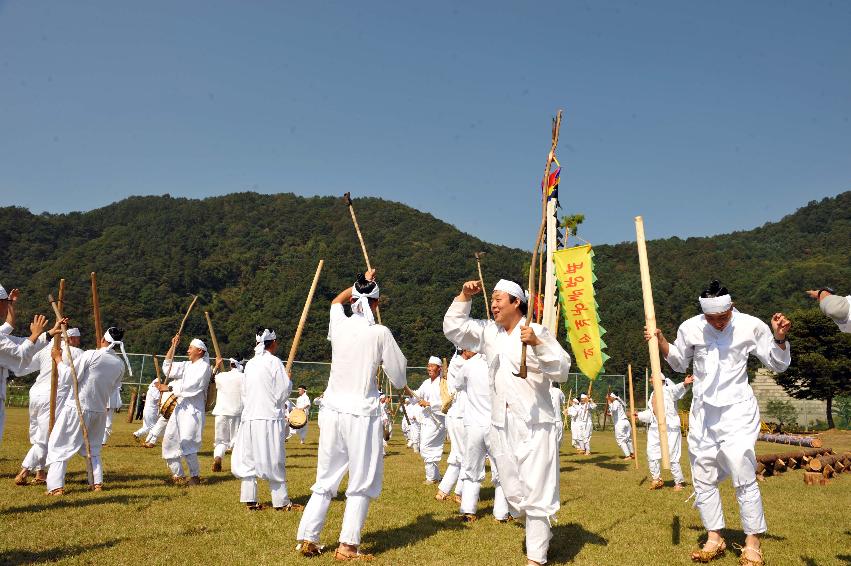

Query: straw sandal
[459,513,477,523]
[649,479,664,490]
[246,502,265,511]
[47,487,65,496]
[32,471,47,485]
[690,538,726,562]
[334,549,374,561]
[297,541,324,557]
[734,543,764,566]
[91,484,103,492]
[14,469,30,486]
[434,490,451,501]
[211,457,222,472]
[275,503,304,512]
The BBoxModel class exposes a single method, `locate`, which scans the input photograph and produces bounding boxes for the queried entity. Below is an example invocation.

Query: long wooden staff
[204,311,223,411]
[635,216,670,469]
[343,193,386,393]
[163,295,199,383]
[564,387,574,421]
[48,295,93,481]
[474,252,491,321]
[628,364,640,470]
[516,111,563,378]
[48,279,65,434]
[286,259,324,376]
[91,272,103,344]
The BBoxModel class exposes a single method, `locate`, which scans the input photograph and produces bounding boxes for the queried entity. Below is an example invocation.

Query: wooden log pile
[758,433,823,448]
[803,452,851,485]
[755,448,833,479]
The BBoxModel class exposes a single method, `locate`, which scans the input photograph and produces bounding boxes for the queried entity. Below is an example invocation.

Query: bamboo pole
[474,252,491,321]
[516,218,546,379]
[628,364,639,470]
[49,295,93,483]
[601,385,611,431]
[286,259,325,376]
[48,279,65,434]
[536,241,544,324]
[91,272,103,344]
[126,388,137,423]
[204,310,224,411]
[634,216,670,469]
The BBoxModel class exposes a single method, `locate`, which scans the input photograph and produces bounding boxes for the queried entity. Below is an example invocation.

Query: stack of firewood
[754,448,851,485]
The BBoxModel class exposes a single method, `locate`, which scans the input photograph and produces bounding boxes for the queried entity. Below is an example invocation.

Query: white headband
[494,279,528,303]
[351,282,380,325]
[190,338,208,352]
[0,284,7,300]
[255,329,276,355]
[103,329,133,376]
[580,393,588,399]
[228,357,244,372]
[427,356,442,366]
[699,294,732,314]
[65,328,81,338]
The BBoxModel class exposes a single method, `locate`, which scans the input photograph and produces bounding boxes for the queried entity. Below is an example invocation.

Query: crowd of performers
[2,276,848,565]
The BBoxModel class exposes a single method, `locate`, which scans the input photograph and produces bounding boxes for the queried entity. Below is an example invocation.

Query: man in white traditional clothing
[297,270,407,560]
[102,383,122,445]
[293,385,311,444]
[133,376,161,444]
[806,287,851,333]
[636,375,691,489]
[156,335,215,486]
[648,280,790,565]
[444,278,572,566]
[411,356,447,484]
[549,383,566,450]
[567,398,581,451]
[45,326,130,494]
[231,328,300,510]
[0,285,60,445]
[405,396,422,451]
[453,349,513,523]
[606,392,634,461]
[436,352,466,502]
[575,394,596,455]
[211,358,244,472]
[15,328,82,486]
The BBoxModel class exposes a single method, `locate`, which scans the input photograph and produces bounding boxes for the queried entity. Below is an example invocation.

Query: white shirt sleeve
[443,300,488,352]
[752,319,792,373]
[664,322,694,373]
[379,327,407,389]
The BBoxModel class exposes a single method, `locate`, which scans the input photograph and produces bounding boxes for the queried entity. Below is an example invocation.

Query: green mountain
[1,191,849,384]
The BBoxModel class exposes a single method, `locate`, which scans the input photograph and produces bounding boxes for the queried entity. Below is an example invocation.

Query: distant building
[751,368,826,426]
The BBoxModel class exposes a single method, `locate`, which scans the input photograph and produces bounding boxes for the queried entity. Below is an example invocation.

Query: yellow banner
[554,244,608,380]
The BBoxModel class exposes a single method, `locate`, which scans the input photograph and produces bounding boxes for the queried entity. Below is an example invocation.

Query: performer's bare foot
[334,543,373,561]
[14,468,30,486]
[689,533,726,562]
[649,478,664,490]
[33,470,47,485]
[212,457,222,472]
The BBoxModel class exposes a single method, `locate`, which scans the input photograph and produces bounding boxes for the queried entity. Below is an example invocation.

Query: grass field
[1,406,849,565]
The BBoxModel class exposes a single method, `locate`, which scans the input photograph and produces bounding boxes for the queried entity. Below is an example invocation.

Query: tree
[776,308,851,429]
[764,400,798,429]
[833,396,851,429]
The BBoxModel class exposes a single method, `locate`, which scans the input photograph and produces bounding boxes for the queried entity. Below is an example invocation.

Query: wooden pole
[49,295,93,482]
[163,296,198,383]
[48,278,65,434]
[601,385,611,431]
[204,311,223,362]
[536,241,544,324]
[126,388,137,423]
[634,216,670,469]
[628,364,639,470]
[204,310,223,410]
[474,252,491,321]
[517,110,563,378]
[286,259,325,376]
[91,272,103,344]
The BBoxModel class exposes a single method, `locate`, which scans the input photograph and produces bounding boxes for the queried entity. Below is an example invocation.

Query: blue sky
[1,1,849,249]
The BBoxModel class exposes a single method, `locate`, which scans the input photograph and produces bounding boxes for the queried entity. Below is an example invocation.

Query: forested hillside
[1,191,848,375]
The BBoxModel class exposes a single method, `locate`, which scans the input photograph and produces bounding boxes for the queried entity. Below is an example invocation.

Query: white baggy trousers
[297,409,384,547]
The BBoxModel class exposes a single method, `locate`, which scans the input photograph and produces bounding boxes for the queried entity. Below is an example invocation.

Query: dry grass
[1,407,849,565]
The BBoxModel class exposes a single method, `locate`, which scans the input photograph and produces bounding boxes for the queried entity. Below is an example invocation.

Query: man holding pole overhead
[297,269,407,560]
[444,278,571,566]
[647,280,790,565]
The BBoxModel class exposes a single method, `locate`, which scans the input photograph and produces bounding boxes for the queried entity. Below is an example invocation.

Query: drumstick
[163,295,199,383]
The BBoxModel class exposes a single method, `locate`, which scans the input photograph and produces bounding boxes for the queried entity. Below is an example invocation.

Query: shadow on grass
[595,462,629,471]
[559,465,578,473]
[366,513,465,553]
[2,494,156,515]
[672,515,680,545]
[0,539,121,565]
[835,554,851,564]
[637,477,647,486]
[548,522,608,564]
